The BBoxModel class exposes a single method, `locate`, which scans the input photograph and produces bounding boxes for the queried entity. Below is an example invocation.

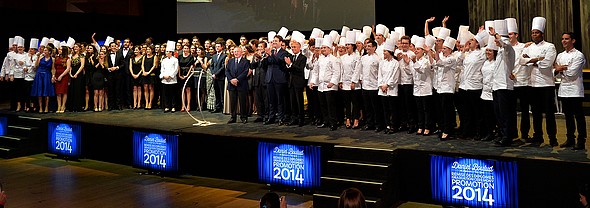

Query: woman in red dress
[54,45,70,113]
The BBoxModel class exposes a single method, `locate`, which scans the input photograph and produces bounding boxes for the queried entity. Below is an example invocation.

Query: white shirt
[519,40,557,87]
[356,53,380,90]
[160,56,179,84]
[377,58,400,96]
[556,48,586,97]
[412,56,433,96]
[510,42,528,87]
[376,43,385,59]
[481,59,495,101]
[460,48,485,90]
[302,46,314,79]
[11,52,27,78]
[339,52,361,90]
[24,53,38,81]
[310,54,341,92]
[492,38,515,91]
[394,49,415,85]
[434,53,457,94]
[453,51,466,91]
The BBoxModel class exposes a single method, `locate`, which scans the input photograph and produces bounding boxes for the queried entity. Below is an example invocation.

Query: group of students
[217,16,586,150]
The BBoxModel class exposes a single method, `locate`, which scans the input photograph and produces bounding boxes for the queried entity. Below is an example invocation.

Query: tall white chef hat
[532,16,546,33]
[40,37,49,47]
[104,36,115,46]
[341,26,350,37]
[436,27,451,40]
[425,35,436,50]
[310,28,323,39]
[166,40,176,52]
[432,27,441,37]
[375,24,388,36]
[485,20,495,34]
[314,38,323,48]
[16,37,25,47]
[59,41,67,49]
[443,37,456,50]
[389,31,401,43]
[410,35,419,45]
[383,39,395,52]
[356,33,367,43]
[394,27,406,37]
[474,30,489,48]
[54,41,61,48]
[338,37,346,47]
[346,31,356,44]
[486,36,498,51]
[459,31,474,45]
[457,25,470,40]
[414,36,425,49]
[30,38,39,49]
[506,18,518,34]
[321,35,333,48]
[329,30,340,44]
[362,26,372,37]
[494,19,508,36]
[66,37,75,48]
[277,27,289,39]
[8,38,14,47]
[291,31,306,46]
[13,36,21,45]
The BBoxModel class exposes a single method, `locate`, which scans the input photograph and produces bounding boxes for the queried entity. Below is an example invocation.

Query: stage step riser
[312,193,377,208]
[325,161,390,181]
[0,136,28,148]
[332,145,394,164]
[7,125,39,138]
[320,176,385,198]
[13,115,44,127]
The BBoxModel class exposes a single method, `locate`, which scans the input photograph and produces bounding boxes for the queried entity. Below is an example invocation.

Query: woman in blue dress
[30,46,56,113]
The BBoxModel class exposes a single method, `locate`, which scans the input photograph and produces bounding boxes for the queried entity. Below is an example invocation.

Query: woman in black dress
[84,45,97,111]
[193,46,209,111]
[92,50,108,111]
[68,43,85,112]
[142,45,158,110]
[129,46,144,109]
[178,45,195,112]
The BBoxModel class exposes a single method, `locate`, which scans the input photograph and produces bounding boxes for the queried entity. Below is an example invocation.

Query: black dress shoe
[374,126,384,133]
[227,119,236,124]
[572,142,586,150]
[363,126,375,131]
[407,128,417,134]
[241,118,248,124]
[287,120,299,126]
[298,122,305,127]
[559,139,575,148]
[526,137,544,144]
[494,139,512,147]
[253,117,264,123]
[549,139,559,147]
[317,123,327,128]
[352,125,360,129]
[329,125,338,131]
[432,129,442,135]
[263,119,275,125]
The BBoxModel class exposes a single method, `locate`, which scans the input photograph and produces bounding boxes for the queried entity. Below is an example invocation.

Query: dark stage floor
[2,107,589,164]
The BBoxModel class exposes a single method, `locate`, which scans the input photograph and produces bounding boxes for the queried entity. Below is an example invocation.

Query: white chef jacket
[24,53,38,81]
[160,56,179,84]
[556,48,586,97]
[510,42,528,87]
[412,56,433,96]
[492,38,515,91]
[394,49,415,85]
[339,52,361,90]
[434,53,457,94]
[356,53,381,90]
[11,52,27,78]
[481,59,495,101]
[519,40,557,87]
[459,48,485,90]
[377,58,400,96]
[311,54,341,92]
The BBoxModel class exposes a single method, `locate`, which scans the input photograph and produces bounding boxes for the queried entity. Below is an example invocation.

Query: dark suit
[226,57,250,120]
[210,52,227,111]
[107,52,124,109]
[263,48,289,121]
[287,53,307,123]
[251,55,268,120]
[119,48,132,108]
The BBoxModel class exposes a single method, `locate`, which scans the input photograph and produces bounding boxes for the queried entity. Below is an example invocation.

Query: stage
[1,108,590,207]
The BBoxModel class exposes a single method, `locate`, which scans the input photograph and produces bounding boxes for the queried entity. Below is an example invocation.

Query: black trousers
[416,95,434,130]
[454,89,466,130]
[381,96,399,129]
[254,85,267,120]
[123,71,133,107]
[459,89,482,137]
[318,91,337,126]
[480,100,496,137]
[342,90,362,120]
[162,83,177,110]
[107,73,123,109]
[493,90,517,140]
[289,86,305,122]
[432,90,442,131]
[213,77,225,111]
[229,90,248,119]
[267,81,287,121]
[307,86,321,122]
[68,76,85,111]
[514,86,531,138]
[439,93,455,134]
[362,90,384,128]
[530,86,557,140]
[13,78,26,104]
[561,97,587,140]
[398,84,417,128]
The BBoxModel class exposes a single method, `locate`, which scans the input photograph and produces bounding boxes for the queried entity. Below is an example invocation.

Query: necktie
[294,54,297,62]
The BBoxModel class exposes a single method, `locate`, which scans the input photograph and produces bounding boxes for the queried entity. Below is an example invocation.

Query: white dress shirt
[556,48,586,97]
[160,56,179,84]
[356,53,380,90]
[510,42,528,87]
[492,38,515,91]
[412,56,433,96]
[434,53,457,94]
[459,48,485,90]
[339,52,361,90]
[377,58,400,96]
[481,60,495,101]
[519,40,557,87]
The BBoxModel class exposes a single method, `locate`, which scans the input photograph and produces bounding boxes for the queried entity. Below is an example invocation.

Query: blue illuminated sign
[48,122,82,157]
[258,142,321,189]
[431,155,518,208]
[132,131,179,172]
[0,117,6,136]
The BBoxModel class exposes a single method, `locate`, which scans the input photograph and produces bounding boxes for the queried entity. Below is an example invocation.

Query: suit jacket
[107,51,124,76]
[264,48,289,84]
[118,48,132,74]
[251,55,267,87]
[210,52,227,78]
[225,57,250,91]
[287,53,307,88]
